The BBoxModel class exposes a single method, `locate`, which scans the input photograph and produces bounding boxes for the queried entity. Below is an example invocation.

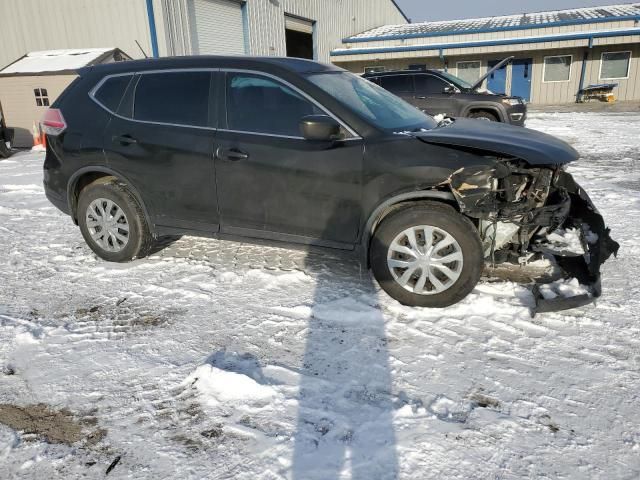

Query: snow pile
[186,363,277,405]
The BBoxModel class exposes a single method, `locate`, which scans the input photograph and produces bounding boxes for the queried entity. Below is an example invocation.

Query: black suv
[42,56,617,312]
[363,58,527,126]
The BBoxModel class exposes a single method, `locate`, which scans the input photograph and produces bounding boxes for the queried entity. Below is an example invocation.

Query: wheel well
[69,172,116,222]
[363,194,462,265]
[467,108,500,121]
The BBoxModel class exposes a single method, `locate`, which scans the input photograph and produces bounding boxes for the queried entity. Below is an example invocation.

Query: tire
[370,202,484,308]
[0,138,12,159]
[468,110,498,122]
[77,178,153,262]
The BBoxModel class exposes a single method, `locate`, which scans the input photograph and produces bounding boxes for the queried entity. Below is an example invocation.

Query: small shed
[0,48,130,147]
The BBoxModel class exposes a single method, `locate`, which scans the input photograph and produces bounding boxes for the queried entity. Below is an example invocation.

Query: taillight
[40,108,67,135]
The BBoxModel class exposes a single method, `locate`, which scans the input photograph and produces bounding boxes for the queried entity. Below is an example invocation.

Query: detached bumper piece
[532,171,619,314]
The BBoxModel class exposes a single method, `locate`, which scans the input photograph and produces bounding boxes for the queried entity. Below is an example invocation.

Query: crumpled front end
[447,161,619,314]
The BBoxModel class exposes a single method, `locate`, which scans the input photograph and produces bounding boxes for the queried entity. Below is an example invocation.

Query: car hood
[413,118,579,166]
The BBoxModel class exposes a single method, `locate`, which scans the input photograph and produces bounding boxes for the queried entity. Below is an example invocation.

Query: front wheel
[468,111,498,122]
[370,202,484,308]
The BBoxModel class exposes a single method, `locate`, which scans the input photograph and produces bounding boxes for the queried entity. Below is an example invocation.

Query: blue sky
[394,0,634,22]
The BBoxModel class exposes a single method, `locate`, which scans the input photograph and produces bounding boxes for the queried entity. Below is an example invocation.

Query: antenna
[135,40,149,59]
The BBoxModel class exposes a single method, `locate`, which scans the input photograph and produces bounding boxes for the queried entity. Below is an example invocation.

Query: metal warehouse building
[0,0,407,69]
[331,3,640,104]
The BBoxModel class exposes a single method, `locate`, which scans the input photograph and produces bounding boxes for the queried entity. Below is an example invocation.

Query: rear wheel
[370,202,484,308]
[468,110,498,122]
[77,179,153,262]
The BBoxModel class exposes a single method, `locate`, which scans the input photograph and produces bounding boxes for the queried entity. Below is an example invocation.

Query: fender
[67,166,154,233]
[460,102,507,122]
[360,189,456,262]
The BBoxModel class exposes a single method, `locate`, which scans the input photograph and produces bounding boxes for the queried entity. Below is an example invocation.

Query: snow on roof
[346,3,640,41]
[0,48,116,74]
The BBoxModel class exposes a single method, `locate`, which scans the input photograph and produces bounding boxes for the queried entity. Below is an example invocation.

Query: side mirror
[443,86,456,94]
[300,115,341,141]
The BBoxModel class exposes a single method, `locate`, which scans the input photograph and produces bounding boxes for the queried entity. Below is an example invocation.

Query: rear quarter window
[94,75,133,112]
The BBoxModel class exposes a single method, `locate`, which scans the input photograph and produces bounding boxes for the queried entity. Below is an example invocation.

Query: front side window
[34,88,49,107]
[543,55,572,82]
[600,51,631,80]
[456,61,481,85]
[225,73,321,137]
[379,75,413,94]
[307,71,437,132]
[94,75,133,112]
[134,71,211,127]
[414,74,449,95]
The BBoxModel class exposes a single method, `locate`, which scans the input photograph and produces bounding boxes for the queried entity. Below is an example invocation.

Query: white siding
[190,0,245,55]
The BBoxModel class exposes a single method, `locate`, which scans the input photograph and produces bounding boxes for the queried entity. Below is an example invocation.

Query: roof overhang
[331,27,640,58]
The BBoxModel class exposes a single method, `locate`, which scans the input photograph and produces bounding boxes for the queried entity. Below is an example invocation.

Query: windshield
[306,71,437,132]
[437,71,473,90]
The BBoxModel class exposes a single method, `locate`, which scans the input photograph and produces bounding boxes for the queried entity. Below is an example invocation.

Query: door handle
[113,135,137,146]
[216,147,249,161]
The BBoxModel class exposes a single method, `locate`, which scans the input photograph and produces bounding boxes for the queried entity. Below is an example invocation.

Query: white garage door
[192,0,245,55]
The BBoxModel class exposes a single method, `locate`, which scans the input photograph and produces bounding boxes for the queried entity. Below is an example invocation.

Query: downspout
[577,36,593,102]
[439,48,447,72]
[146,0,160,58]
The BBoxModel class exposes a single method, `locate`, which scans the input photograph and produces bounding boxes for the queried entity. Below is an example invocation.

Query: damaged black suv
[42,56,618,312]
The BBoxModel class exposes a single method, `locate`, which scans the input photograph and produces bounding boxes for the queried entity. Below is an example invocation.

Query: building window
[600,51,631,80]
[34,88,49,107]
[364,66,385,74]
[543,55,572,82]
[456,61,481,85]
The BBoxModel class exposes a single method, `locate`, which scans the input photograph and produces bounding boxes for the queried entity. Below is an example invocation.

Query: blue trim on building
[241,1,250,55]
[342,14,640,44]
[331,28,640,57]
[145,0,159,58]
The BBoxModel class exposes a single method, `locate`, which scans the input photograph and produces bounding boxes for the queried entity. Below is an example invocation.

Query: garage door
[192,0,245,55]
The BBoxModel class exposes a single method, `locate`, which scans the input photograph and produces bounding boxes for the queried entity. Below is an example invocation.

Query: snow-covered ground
[1,112,639,479]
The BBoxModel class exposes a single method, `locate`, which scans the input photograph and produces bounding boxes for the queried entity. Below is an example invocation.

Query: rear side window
[379,75,413,94]
[94,75,132,112]
[225,73,321,137]
[134,72,211,127]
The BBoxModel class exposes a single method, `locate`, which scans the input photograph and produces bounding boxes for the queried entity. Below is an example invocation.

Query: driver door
[214,71,364,247]
[413,74,457,117]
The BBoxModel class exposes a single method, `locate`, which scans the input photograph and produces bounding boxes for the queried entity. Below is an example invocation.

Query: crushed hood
[413,118,579,166]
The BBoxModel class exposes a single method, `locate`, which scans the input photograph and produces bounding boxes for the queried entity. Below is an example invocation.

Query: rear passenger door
[101,70,219,233]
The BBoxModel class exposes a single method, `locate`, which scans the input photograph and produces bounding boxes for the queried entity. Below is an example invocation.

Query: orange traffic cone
[32,121,45,151]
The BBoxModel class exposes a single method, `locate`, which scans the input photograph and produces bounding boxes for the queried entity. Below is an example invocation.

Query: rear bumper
[44,185,70,215]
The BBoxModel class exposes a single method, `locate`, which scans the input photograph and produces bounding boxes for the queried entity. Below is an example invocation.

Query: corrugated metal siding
[0,0,153,69]
[191,0,245,55]
[243,0,407,62]
[0,74,77,147]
